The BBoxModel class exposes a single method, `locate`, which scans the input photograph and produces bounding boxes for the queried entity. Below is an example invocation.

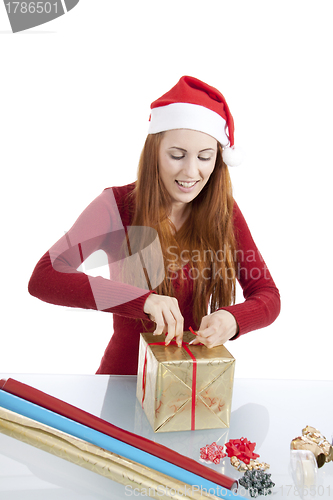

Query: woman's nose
[182,156,199,178]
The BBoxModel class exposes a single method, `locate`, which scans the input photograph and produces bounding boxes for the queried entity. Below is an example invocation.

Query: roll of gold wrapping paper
[0,407,220,500]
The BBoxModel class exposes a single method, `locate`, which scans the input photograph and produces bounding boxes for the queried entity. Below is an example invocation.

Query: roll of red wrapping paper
[0,378,236,491]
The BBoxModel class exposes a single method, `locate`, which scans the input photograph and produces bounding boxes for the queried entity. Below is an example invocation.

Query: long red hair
[130,133,237,324]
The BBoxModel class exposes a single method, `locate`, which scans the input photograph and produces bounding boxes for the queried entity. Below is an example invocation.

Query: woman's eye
[171,155,184,160]
[198,156,211,161]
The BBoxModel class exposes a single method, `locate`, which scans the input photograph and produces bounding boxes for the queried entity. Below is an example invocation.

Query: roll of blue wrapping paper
[0,392,241,499]
[0,378,236,491]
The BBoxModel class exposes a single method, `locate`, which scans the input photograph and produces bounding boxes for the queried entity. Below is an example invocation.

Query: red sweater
[28,183,280,374]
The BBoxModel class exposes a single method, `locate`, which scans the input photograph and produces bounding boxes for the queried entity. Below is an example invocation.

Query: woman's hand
[190,310,239,348]
[143,294,184,347]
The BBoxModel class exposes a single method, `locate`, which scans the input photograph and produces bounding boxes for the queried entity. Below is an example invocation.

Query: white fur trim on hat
[148,102,229,146]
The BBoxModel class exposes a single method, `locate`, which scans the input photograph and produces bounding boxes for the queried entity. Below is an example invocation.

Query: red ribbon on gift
[141,339,198,431]
[182,343,197,430]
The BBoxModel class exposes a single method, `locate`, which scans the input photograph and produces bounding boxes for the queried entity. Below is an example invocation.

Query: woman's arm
[220,200,281,337]
[28,186,155,320]
[191,201,280,347]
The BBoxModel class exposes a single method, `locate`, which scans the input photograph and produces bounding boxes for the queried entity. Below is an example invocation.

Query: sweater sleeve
[28,186,154,319]
[219,201,281,338]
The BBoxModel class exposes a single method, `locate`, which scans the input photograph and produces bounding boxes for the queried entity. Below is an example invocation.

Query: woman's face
[158,129,218,208]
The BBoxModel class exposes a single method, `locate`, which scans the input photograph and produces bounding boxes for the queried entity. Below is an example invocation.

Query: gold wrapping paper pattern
[136,331,235,432]
[0,406,221,500]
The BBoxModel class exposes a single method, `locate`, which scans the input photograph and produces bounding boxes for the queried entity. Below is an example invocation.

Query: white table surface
[0,375,332,499]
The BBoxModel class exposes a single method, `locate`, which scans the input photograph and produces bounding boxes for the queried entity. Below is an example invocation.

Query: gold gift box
[136,331,235,433]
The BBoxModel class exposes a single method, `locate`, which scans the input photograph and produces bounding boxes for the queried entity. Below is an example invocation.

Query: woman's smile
[175,179,199,191]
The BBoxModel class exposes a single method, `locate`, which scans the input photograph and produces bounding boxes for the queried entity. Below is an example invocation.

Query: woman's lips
[175,180,199,192]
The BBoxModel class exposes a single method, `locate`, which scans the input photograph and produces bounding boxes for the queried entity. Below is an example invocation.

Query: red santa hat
[148,75,243,167]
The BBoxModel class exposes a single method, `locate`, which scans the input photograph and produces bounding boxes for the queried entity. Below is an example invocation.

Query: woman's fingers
[143,294,184,346]
[191,310,238,348]
[164,299,184,347]
[144,298,238,349]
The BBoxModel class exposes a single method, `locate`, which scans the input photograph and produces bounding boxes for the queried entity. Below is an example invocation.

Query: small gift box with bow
[136,331,235,433]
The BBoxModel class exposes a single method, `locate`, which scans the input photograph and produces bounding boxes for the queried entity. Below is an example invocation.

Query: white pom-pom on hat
[222,146,244,167]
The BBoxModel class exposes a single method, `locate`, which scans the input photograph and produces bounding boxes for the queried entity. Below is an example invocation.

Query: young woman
[28,76,280,375]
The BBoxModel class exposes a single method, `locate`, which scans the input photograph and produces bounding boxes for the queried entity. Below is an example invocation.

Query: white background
[1,1,332,379]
